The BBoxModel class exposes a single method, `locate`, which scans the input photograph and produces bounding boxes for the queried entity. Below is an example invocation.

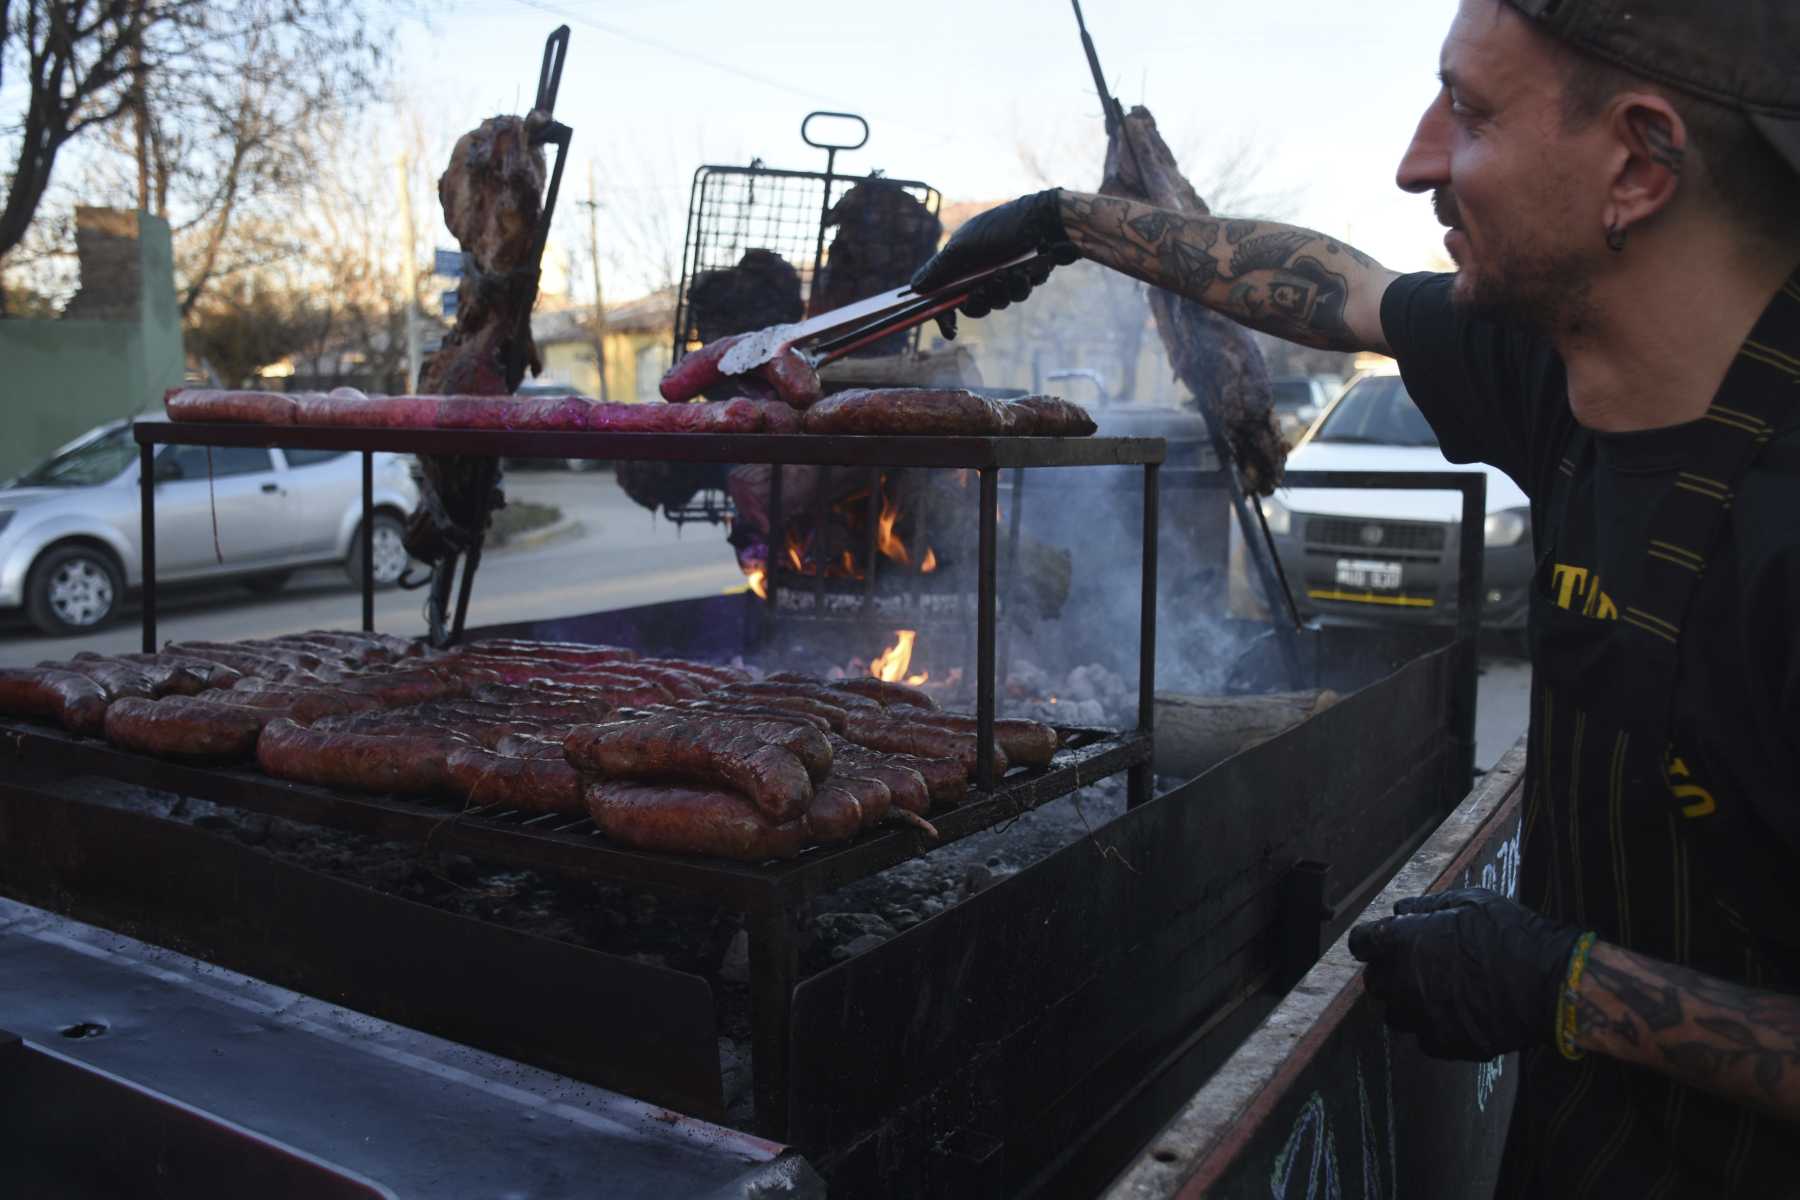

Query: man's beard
[1439,191,1598,336]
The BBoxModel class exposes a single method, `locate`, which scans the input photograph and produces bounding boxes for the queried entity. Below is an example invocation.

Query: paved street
[0,469,748,666]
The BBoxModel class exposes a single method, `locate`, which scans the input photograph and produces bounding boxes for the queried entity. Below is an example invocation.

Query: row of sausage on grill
[0,633,1061,862]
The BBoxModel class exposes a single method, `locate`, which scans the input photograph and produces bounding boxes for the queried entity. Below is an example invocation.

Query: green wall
[0,213,184,480]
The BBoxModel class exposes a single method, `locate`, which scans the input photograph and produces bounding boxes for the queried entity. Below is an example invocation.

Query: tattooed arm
[1058,191,1398,354]
[1573,941,1800,1122]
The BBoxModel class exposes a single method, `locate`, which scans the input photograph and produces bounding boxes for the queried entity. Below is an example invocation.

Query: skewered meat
[767,673,937,711]
[257,719,465,795]
[885,706,1060,768]
[445,745,583,813]
[840,709,1008,779]
[586,781,809,862]
[563,714,829,822]
[0,667,109,735]
[1102,105,1284,493]
[103,696,266,761]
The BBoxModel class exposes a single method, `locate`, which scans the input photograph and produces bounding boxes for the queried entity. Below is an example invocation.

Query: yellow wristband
[1556,931,1598,1062]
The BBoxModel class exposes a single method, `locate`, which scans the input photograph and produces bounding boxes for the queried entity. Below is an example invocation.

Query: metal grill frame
[129,419,1162,1139]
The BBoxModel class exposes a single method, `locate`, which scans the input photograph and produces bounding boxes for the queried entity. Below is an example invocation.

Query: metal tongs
[712,249,1059,377]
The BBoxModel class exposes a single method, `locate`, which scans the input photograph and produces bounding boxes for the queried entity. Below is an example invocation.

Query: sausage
[885,706,1060,767]
[600,664,717,701]
[800,388,1016,436]
[445,746,584,813]
[761,347,823,409]
[768,673,937,711]
[0,667,109,735]
[167,640,328,674]
[165,388,298,425]
[256,719,464,794]
[325,667,464,707]
[577,707,833,781]
[1005,394,1097,437]
[665,700,832,732]
[44,658,156,702]
[103,696,266,761]
[457,639,637,664]
[113,653,243,690]
[841,710,1008,779]
[195,684,371,724]
[585,397,771,434]
[802,781,866,842]
[466,677,675,709]
[825,750,932,816]
[633,658,751,686]
[658,336,742,403]
[563,714,827,821]
[292,393,441,428]
[823,771,892,830]
[431,395,594,431]
[586,780,809,862]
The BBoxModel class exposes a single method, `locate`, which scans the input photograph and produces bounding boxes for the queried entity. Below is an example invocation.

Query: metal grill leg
[361,451,375,632]
[748,906,800,1139]
[1130,462,1160,808]
[976,468,998,792]
[140,442,157,653]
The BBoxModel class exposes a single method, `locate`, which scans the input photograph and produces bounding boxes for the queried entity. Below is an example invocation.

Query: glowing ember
[745,567,767,600]
[920,547,938,573]
[785,531,805,572]
[870,629,929,686]
[875,489,910,568]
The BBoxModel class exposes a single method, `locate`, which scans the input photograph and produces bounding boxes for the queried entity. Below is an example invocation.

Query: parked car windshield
[14,424,136,487]
[1268,379,1315,412]
[1312,375,1439,447]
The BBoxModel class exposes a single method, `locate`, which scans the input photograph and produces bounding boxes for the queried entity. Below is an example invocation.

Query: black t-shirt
[1381,270,1800,924]
[1382,272,1800,1196]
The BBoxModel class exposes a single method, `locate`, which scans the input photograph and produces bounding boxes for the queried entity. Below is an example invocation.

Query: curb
[492,517,584,553]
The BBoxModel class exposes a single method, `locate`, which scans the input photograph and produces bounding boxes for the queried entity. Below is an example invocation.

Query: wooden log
[1152,689,1339,780]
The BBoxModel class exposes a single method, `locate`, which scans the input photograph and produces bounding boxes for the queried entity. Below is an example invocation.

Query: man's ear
[1607,93,1687,232]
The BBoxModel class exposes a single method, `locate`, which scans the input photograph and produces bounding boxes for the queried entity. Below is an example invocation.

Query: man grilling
[911,0,1800,1193]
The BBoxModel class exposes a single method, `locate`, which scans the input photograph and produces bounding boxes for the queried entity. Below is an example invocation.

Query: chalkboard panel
[1109,742,1526,1199]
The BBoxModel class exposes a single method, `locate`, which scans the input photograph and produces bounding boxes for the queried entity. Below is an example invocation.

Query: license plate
[1335,558,1403,590]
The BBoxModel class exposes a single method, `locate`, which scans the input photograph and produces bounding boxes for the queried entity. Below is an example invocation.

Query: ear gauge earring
[1605,219,1628,252]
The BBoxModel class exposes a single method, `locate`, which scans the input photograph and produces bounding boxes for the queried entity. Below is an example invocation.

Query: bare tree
[1,0,393,314]
[0,0,154,308]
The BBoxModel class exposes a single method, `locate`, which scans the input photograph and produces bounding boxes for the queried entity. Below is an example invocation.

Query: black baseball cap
[1505,0,1800,180]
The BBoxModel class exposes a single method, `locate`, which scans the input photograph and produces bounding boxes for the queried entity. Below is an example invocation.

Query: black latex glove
[909,189,1079,330]
[1347,888,1587,1061]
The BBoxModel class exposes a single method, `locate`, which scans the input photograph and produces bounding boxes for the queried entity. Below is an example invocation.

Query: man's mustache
[1433,190,1462,228]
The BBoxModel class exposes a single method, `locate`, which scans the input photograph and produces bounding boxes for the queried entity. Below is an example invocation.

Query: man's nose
[1397,93,1451,195]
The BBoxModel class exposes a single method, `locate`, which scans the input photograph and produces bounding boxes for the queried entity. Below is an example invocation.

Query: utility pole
[580,161,608,401]
[397,153,422,392]
[131,9,149,213]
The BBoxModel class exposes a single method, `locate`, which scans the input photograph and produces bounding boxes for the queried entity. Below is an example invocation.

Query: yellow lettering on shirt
[1550,562,1617,619]
[1667,754,1716,818]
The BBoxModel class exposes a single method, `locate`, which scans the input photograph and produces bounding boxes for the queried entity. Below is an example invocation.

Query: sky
[393,0,1461,301]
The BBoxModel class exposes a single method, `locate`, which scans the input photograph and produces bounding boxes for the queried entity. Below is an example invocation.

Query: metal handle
[534,25,570,115]
[800,111,868,152]
[260,482,279,494]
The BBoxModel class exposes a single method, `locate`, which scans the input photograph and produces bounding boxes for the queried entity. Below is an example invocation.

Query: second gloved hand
[1347,888,1588,1061]
[909,189,1079,328]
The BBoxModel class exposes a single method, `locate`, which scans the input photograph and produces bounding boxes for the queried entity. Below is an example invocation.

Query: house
[531,290,675,403]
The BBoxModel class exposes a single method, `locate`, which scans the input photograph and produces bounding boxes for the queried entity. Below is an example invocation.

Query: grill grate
[1305,516,1447,553]
[672,163,940,360]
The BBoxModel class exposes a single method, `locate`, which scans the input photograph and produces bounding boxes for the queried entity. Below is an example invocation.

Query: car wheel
[345,513,410,590]
[241,571,293,595]
[26,545,124,636]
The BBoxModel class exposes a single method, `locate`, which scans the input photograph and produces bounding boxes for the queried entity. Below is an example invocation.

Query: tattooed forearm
[1057,191,1391,352]
[1575,942,1800,1121]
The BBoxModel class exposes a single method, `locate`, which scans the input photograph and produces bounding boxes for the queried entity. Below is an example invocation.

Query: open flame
[871,629,929,686]
[745,567,767,600]
[785,530,805,572]
[920,547,938,573]
[875,490,909,568]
